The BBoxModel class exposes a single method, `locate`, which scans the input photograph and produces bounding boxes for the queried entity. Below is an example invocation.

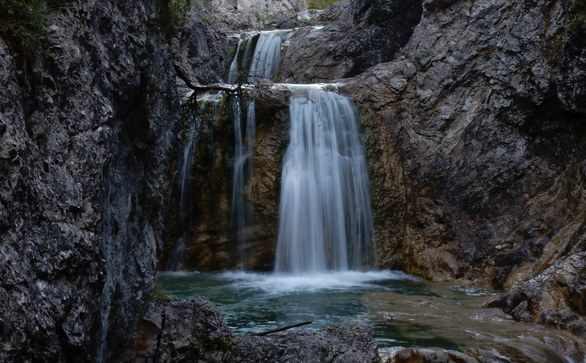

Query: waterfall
[227,38,243,84]
[248,31,284,82]
[229,96,256,268]
[166,118,200,271]
[165,93,221,271]
[226,30,292,84]
[275,86,375,274]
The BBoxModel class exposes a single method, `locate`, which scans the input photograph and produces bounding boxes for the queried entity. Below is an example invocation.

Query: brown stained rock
[161,87,290,271]
[342,0,586,290]
[487,252,586,336]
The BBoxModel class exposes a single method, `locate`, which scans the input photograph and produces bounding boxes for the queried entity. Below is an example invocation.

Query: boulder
[126,296,380,363]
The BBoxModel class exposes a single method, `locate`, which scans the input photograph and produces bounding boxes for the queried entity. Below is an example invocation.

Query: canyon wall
[343,0,585,291]
[0,0,226,360]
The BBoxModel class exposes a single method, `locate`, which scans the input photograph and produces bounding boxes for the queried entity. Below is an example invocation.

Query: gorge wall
[0,0,226,360]
[343,0,586,292]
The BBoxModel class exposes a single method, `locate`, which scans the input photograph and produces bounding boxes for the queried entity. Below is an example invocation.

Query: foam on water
[219,270,413,294]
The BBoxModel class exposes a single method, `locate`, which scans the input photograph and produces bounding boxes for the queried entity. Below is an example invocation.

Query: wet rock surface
[487,252,586,333]
[126,296,380,362]
[124,296,235,362]
[160,87,290,271]
[367,289,586,362]
[237,322,379,363]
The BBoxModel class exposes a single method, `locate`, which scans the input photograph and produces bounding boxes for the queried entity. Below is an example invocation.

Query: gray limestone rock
[279,0,423,83]
[237,321,379,363]
[125,296,379,363]
[343,0,586,292]
[0,0,225,360]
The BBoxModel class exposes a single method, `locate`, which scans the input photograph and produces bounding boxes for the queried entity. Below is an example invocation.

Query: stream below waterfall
[156,271,586,360]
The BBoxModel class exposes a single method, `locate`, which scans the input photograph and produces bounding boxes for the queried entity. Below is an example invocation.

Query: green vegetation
[308,0,341,10]
[569,0,586,32]
[0,0,47,58]
[182,334,237,363]
[158,0,192,38]
[0,0,70,61]
[154,283,170,302]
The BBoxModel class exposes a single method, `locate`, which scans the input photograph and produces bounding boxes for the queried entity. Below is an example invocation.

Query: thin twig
[252,321,313,336]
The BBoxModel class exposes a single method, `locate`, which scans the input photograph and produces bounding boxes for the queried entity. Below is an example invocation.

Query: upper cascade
[226,29,293,84]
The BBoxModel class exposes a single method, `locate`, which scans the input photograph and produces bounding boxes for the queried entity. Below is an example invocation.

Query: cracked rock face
[0,0,192,360]
[211,0,302,29]
[343,0,586,291]
[278,0,423,83]
[487,252,586,335]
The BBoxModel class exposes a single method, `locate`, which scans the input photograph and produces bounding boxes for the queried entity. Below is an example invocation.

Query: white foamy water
[219,270,413,294]
[275,87,375,274]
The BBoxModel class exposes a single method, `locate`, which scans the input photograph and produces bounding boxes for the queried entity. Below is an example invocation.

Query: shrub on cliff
[0,0,46,58]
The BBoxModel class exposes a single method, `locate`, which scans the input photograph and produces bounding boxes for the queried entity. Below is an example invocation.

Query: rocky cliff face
[0,0,225,360]
[342,0,585,291]
[212,0,302,29]
[279,0,423,83]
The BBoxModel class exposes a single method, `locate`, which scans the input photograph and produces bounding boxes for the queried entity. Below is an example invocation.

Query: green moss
[154,283,170,302]
[181,334,237,362]
[307,0,341,10]
[571,1,586,31]
[157,0,192,39]
[0,0,47,59]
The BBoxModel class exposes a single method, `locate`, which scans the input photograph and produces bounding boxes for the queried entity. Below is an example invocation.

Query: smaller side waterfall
[227,38,243,84]
[166,118,200,271]
[275,87,375,275]
[165,93,222,271]
[229,97,256,268]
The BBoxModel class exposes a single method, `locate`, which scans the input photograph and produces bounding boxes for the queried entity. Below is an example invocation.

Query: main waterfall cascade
[275,87,376,274]
[167,28,376,272]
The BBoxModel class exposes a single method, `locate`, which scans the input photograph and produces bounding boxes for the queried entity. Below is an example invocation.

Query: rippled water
[156,270,492,348]
[157,270,586,360]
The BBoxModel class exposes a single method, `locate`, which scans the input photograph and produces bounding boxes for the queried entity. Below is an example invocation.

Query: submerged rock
[380,347,478,363]
[367,289,586,362]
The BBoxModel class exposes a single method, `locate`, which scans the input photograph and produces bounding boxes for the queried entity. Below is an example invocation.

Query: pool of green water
[156,270,491,350]
[158,270,586,360]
